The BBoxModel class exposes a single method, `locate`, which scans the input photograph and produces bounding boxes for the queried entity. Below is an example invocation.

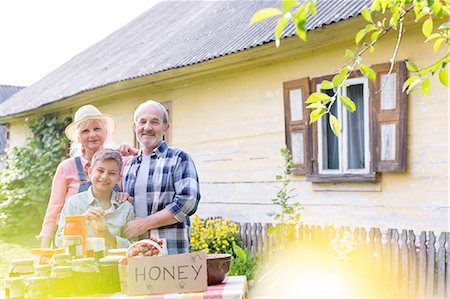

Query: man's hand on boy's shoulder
[116,192,134,204]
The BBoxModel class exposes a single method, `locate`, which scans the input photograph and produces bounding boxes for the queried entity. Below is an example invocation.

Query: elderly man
[122,100,200,254]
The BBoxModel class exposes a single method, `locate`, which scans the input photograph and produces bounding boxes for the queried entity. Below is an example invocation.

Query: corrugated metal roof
[0,0,372,118]
[0,85,25,104]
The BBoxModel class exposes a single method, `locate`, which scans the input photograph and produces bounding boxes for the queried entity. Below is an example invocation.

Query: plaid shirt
[122,141,200,254]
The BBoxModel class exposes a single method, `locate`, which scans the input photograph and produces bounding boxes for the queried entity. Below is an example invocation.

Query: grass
[0,229,40,281]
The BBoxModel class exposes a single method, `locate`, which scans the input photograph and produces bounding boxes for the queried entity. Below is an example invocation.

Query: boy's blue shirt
[55,186,135,248]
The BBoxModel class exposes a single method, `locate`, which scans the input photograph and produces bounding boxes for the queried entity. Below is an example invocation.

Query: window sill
[306,173,379,183]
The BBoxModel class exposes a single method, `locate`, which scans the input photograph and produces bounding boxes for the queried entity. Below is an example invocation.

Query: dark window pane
[346,84,365,169]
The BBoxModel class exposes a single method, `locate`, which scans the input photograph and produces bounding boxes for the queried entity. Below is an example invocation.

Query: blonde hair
[69,118,112,157]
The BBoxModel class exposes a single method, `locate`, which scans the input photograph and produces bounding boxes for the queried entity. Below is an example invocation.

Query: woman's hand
[117,144,140,156]
[116,192,134,204]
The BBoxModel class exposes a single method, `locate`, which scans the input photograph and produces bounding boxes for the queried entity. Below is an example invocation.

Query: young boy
[55,148,134,248]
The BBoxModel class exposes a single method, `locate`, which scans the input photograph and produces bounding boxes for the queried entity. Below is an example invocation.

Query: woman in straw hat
[38,105,134,247]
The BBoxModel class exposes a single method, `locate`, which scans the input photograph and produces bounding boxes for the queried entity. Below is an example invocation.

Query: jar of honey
[64,215,87,256]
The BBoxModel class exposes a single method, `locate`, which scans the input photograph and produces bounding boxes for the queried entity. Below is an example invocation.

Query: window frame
[317,76,371,175]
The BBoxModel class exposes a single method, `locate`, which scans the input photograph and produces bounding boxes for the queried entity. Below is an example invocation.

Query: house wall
[6,21,448,232]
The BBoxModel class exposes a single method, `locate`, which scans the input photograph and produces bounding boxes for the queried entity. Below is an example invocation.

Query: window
[283,61,407,182]
[317,77,370,174]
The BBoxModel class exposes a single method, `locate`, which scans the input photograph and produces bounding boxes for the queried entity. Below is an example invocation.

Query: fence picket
[385,229,393,278]
[401,230,409,294]
[408,230,417,298]
[418,231,427,298]
[392,229,400,289]
[446,232,450,299]
[437,232,446,298]
[426,231,436,298]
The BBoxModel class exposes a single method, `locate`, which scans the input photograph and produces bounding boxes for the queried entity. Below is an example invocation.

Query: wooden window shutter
[283,77,310,174]
[370,61,407,172]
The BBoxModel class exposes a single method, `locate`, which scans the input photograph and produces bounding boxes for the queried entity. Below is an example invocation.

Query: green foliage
[251,0,450,136]
[0,114,71,235]
[229,243,257,281]
[267,148,303,249]
[268,148,302,225]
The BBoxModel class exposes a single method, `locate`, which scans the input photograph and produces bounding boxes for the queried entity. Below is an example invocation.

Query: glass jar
[86,237,105,261]
[52,253,72,266]
[71,257,99,296]
[8,259,34,278]
[50,266,72,297]
[34,264,52,278]
[62,235,83,258]
[64,215,87,256]
[4,277,25,299]
[26,276,48,298]
[99,256,121,293]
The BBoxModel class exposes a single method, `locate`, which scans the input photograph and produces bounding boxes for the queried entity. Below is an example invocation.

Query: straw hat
[65,105,115,141]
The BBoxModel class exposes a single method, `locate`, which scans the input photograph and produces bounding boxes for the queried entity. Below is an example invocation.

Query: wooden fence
[236,223,449,298]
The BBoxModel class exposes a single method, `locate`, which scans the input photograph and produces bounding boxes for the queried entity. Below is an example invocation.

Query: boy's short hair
[91,148,123,172]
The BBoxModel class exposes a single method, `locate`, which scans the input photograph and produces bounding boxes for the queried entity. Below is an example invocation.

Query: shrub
[0,114,71,235]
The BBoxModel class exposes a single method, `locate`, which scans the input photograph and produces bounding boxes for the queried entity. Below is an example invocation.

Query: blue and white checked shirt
[122,141,200,254]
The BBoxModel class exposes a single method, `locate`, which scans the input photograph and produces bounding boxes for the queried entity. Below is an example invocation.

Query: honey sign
[127,250,207,295]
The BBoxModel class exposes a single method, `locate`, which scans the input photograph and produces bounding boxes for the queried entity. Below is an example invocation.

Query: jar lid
[31,248,42,254]
[99,256,121,264]
[65,215,87,221]
[40,248,55,255]
[51,266,72,272]
[107,248,127,256]
[26,276,48,282]
[71,257,95,265]
[4,277,24,283]
[10,258,34,265]
[63,235,82,240]
[53,253,72,259]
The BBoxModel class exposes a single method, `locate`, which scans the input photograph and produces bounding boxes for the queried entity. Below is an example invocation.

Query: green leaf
[360,64,376,81]
[250,8,282,25]
[320,80,334,90]
[362,7,373,23]
[332,74,345,87]
[309,108,327,124]
[402,75,421,93]
[232,243,247,261]
[406,61,419,72]
[305,92,331,104]
[329,114,341,137]
[371,31,381,42]
[267,226,277,235]
[369,45,375,53]
[282,0,297,12]
[425,33,442,43]
[433,1,443,17]
[439,68,448,87]
[306,102,327,109]
[422,18,433,38]
[339,95,356,112]
[438,21,450,30]
[433,38,445,52]
[275,17,289,39]
[308,2,317,16]
[355,28,367,44]
[344,49,354,58]
[276,175,283,180]
[340,67,349,77]
[421,78,430,95]
[442,6,450,17]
